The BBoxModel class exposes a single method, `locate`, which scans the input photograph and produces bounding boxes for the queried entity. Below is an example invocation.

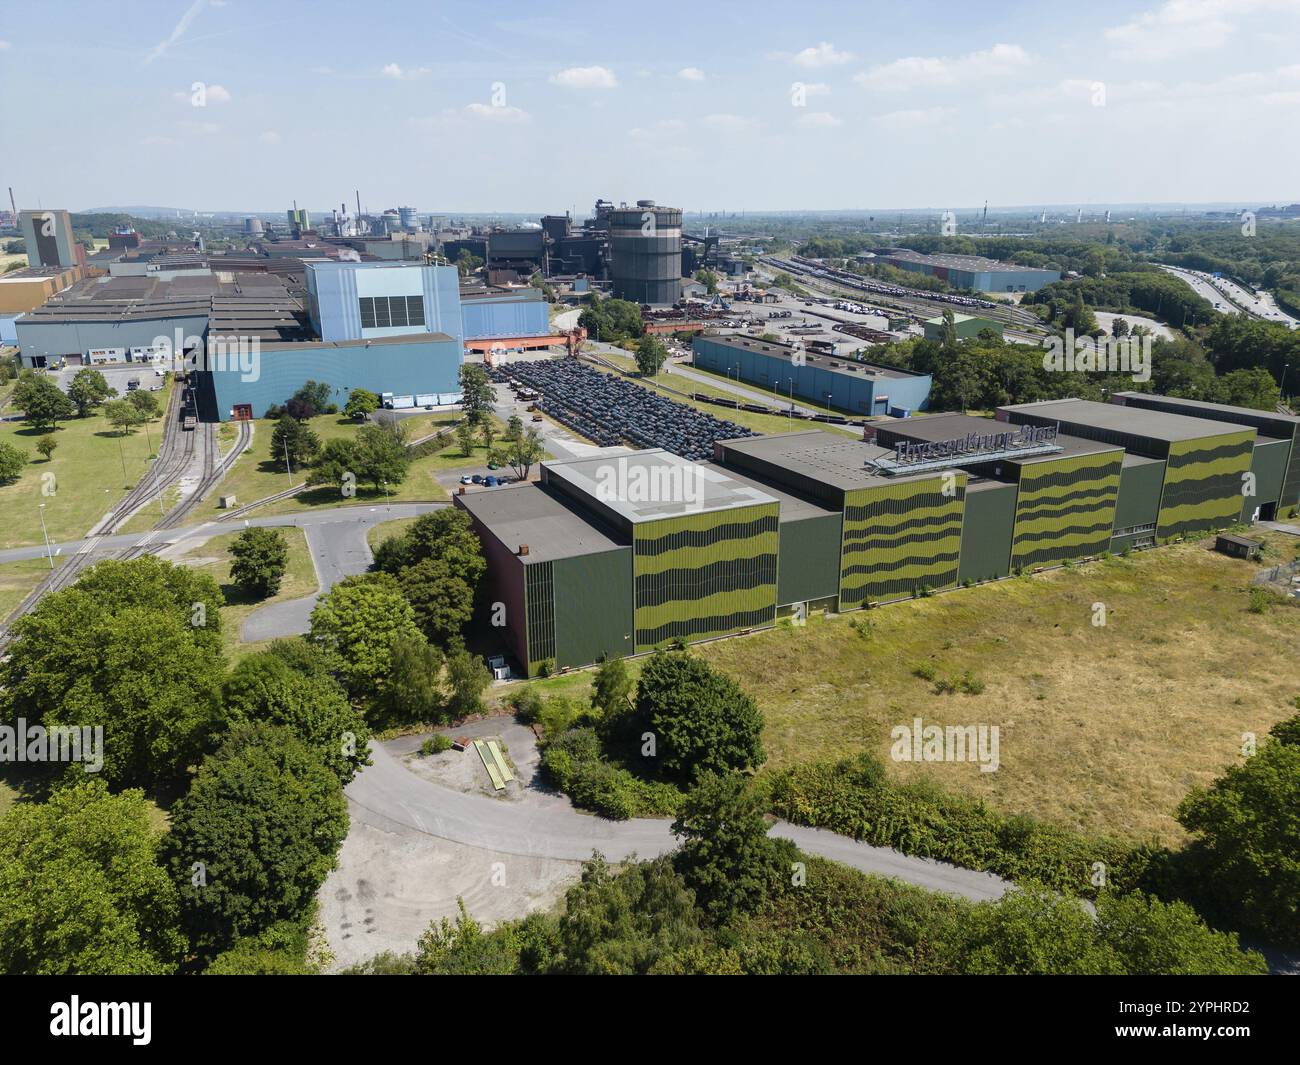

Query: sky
[1,0,1298,215]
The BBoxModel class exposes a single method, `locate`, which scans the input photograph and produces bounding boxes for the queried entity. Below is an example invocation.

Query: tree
[103,397,145,436]
[35,436,57,462]
[454,421,476,457]
[445,646,491,718]
[18,374,74,430]
[416,899,524,975]
[0,557,225,787]
[126,388,161,419]
[165,723,348,953]
[636,333,668,378]
[373,508,486,585]
[505,426,545,481]
[228,527,289,598]
[671,772,797,921]
[506,413,524,442]
[307,424,408,494]
[0,779,184,975]
[958,884,1121,975]
[377,636,446,725]
[458,363,495,426]
[1177,739,1300,945]
[220,650,371,784]
[270,413,320,470]
[308,573,423,698]
[480,419,497,453]
[1093,892,1265,976]
[343,388,380,421]
[553,855,703,974]
[286,379,332,419]
[629,650,766,782]
[591,655,632,719]
[695,269,720,294]
[398,558,476,646]
[66,368,115,417]
[0,440,26,483]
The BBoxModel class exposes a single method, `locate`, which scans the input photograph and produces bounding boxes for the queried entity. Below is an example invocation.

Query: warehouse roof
[1000,398,1256,443]
[880,249,1049,274]
[1111,392,1300,429]
[697,333,920,380]
[886,412,1120,463]
[718,430,944,491]
[698,462,838,523]
[542,449,779,523]
[456,483,626,563]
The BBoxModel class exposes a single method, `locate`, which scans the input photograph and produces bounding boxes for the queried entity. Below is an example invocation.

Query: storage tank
[608,201,681,306]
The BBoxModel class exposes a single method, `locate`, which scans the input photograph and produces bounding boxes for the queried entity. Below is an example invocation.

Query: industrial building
[691,334,932,416]
[922,313,1004,342]
[18,209,85,270]
[459,394,1291,675]
[876,250,1060,293]
[461,288,549,341]
[304,260,463,346]
[609,201,682,306]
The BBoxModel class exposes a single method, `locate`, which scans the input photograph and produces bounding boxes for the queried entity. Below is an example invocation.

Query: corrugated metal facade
[776,513,842,606]
[632,503,779,650]
[1157,430,1254,538]
[1008,451,1122,569]
[958,482,1017,582]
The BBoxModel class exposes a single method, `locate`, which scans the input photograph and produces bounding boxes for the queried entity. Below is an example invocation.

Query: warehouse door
[232,404,253,421]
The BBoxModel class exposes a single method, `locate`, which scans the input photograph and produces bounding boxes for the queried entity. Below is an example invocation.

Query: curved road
[347,741,1012,903]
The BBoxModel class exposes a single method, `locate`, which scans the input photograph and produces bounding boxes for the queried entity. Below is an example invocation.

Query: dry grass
[498,532,1300,846]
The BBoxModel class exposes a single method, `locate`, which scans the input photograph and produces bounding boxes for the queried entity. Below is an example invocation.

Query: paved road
[241,518,379,642]
[0,501,448,567]
[346,741,1012,903]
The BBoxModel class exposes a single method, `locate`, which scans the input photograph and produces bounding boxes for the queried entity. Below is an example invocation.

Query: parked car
[483,476,499,487]
[471,474,484,484]
[459,475,473,485]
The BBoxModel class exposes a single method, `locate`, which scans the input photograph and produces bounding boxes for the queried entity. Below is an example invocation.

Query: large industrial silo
[609,200,682,305]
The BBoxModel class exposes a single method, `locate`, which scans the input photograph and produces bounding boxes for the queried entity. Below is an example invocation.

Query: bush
[540,727,682,820]
[421,734,453,755]
[769,754,1152,899]
[911,661,938,681]
[508,686,544,724]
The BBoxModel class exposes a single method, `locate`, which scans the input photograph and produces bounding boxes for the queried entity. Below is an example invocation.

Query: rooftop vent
[518,544,530,556]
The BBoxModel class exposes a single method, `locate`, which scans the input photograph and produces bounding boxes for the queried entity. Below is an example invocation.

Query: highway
[1160,264,1300,329]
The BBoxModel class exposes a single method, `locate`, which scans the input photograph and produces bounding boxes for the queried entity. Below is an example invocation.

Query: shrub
[911,661,938,682]
[421,734,453,755]
[508,686,544,724]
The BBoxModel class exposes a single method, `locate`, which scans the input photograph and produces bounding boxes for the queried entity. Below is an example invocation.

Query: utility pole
[38,503,53,570]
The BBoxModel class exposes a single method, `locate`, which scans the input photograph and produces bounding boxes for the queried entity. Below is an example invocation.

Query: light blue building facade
[461,290,550,340]
[305,261,463,346]
[692,335,932,416]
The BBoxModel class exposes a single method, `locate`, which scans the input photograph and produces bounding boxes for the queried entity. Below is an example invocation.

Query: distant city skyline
[2,0,1298,212]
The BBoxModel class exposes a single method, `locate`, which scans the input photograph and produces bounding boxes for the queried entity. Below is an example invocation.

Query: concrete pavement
[346,739,1013,902]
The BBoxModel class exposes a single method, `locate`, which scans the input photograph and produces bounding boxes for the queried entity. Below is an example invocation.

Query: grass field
[499,532,1300,846]
[175,526,318,662]
[207,412,481,518]
[587,349,856,438]
[0,409,169,549]
[0,556,60,623]
[683,359,848,418]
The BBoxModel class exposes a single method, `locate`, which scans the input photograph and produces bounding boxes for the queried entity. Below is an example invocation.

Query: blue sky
[1,0,1298,214]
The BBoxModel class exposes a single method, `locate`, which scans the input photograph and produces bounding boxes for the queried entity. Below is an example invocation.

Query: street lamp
[38,503,53,570]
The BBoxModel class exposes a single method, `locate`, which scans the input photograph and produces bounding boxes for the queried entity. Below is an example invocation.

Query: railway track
[1,407,251,646]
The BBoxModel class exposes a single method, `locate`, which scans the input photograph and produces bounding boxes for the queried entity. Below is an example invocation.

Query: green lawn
[496,531,1300,846]
[0,556,60,623]
[587,349,856,438]
[176,526,318,662]
[207,412,470,517]
[0,409,168,549]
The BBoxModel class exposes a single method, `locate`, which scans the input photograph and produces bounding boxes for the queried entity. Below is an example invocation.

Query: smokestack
[356,190,362,218]
[7,187,14,217]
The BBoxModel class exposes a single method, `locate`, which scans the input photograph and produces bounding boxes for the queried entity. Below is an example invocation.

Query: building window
[358,295,425,330]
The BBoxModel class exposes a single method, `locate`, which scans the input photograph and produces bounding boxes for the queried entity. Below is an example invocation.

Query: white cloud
[1105,0,1289,61]
[677,67,705,81]
[144,0,206,64]
[464,102,531,122]
[872,106,956,130]
[629,118,687,139]
[701,113,758,132]
[856,43,1029,91]
[791,42,855,68]
[792,81,832,97]
[382,63,431,80]
[206,83,232,103]
[550,65,618,89]
[258,130,282,145]
[0,40,10,50]
[798,111,842,128]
